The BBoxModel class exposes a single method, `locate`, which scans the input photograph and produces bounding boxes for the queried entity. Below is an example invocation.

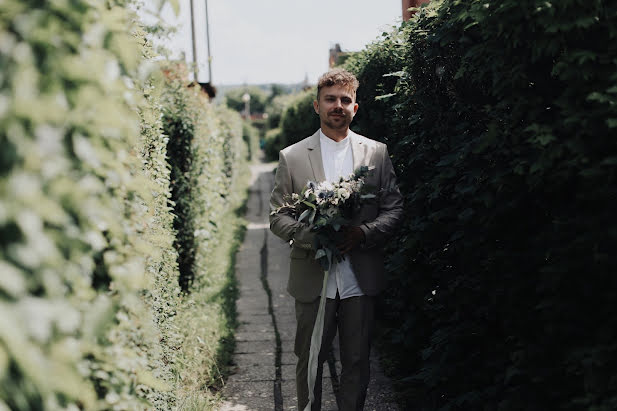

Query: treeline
[343,0,617,409]
[1,1,249,410]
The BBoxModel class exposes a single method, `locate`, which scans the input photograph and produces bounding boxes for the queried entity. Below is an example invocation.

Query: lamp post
[242,92,251,120]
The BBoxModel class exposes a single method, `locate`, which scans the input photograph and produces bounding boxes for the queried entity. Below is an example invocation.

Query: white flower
[337,188,351,200]
[319,181,334,191]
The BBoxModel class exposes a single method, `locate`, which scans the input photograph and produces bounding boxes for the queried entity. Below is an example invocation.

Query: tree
[224,86,268,114]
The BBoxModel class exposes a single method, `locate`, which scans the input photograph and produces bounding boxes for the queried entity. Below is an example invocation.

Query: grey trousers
[295,294,375,411]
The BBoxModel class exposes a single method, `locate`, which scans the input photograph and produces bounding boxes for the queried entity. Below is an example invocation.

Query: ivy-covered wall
[345,0,617,409]
[0,1,248,409]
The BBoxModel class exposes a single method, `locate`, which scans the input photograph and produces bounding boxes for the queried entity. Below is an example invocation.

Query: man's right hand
[292,224,315,250]
[336,225,365,255]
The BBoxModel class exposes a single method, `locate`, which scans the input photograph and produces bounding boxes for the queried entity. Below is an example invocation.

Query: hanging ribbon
[304,249,332,411]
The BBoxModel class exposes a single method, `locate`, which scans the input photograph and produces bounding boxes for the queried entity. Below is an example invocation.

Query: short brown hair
[316,68,359,100]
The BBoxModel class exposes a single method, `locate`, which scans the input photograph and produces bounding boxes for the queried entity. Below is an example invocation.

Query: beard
[322,110,351,130]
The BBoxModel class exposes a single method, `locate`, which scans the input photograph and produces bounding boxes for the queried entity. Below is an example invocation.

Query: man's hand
[336,226,365,255]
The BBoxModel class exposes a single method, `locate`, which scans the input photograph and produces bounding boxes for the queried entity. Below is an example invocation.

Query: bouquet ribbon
[304,250,332,411]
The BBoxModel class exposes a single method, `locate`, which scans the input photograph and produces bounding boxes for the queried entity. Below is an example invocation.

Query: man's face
[313,85,359,131]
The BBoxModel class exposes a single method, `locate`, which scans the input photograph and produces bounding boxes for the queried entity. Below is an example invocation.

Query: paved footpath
[219,162,399,411]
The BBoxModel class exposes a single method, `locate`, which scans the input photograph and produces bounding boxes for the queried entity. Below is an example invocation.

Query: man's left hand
[336,226,365,255]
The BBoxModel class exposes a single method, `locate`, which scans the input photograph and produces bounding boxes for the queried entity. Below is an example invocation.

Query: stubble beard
[322,111,351,131]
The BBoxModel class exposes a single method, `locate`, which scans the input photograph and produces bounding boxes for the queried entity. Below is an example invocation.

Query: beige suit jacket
[269,130,404,303]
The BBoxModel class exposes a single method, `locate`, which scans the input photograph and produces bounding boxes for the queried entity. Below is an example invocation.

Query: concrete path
[219,162,399,411]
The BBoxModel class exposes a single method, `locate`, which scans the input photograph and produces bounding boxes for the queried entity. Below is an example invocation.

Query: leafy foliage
[265,93,295,130]
[0,1,176,408]
[345,0,617,409]
[242,120,261,162]
[161,73,247,292]
[0,1,249,409]
[263,88,320,160]
[159,68,249,406]
[224,86,268,114]
[344,29,407,142]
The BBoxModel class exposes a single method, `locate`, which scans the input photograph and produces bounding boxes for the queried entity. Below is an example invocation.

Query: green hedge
[224,86,268,114]
[160,69,248,407]
[0,1,249,409]
[345,1,617,409]
[0,1,177,408]
[344,29,406,142]
[262,88,320,160]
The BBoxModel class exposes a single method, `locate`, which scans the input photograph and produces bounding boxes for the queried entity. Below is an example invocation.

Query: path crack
[260,227,283,411]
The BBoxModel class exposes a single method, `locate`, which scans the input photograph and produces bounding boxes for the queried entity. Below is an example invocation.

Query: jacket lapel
[350,132,368,171]
[307,130,326,182]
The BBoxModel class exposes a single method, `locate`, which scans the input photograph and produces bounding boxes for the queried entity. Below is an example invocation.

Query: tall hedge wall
[162,73,247,293]
[345,1,617,409]
[1,1,248,409]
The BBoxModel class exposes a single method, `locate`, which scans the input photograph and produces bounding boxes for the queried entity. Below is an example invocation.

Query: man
[269,68,403,410]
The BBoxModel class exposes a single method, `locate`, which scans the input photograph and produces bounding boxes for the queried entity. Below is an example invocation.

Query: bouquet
[271,165,375,410]
[272,165,376,270]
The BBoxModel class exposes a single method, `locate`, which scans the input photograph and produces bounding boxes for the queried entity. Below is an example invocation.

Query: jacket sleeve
[269,150,314,249]
[359,144,404,248]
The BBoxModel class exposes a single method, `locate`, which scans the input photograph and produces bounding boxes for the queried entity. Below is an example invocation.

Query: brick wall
[402,0,430,21]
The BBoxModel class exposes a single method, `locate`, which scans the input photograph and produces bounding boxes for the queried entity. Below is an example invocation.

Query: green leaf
[298,209,311,223]
[302,200,316,209]
[535,134,555,145]
[375,93,396,101]
[309,209,316,225]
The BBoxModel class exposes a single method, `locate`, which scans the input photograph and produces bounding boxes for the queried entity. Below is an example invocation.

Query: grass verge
[172,199,248,410]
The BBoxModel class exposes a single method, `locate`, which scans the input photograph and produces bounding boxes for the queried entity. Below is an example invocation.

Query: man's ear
[313,100,319,114]
[353,102,359,115]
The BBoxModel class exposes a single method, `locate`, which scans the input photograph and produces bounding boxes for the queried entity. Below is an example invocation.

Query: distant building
[301,73,311,91]
[328,43,355,68]
[403,0,430,21]
[329,43,343,67]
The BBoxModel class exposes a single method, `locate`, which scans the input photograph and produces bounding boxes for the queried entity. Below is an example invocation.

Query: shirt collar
[319,129,352,150]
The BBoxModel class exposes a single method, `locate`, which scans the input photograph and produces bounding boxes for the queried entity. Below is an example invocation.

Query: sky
[140,0,403,86]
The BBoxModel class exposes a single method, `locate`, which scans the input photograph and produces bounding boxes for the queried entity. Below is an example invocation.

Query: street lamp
[242,92,251,120]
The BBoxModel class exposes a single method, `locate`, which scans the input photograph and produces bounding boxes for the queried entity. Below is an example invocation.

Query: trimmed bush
[263,88,320,160]
[265,93,294,130]
[242,121,261,162]
[0,2,249,409]
[344,28,406,142]
[0,1,178,409]
[345,1,617,409]
[159,66,249,406]
[264,127,283,162]
[224,86,268,114]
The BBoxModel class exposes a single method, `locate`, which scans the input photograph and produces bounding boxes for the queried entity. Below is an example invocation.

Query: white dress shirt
[319,129,364,300]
